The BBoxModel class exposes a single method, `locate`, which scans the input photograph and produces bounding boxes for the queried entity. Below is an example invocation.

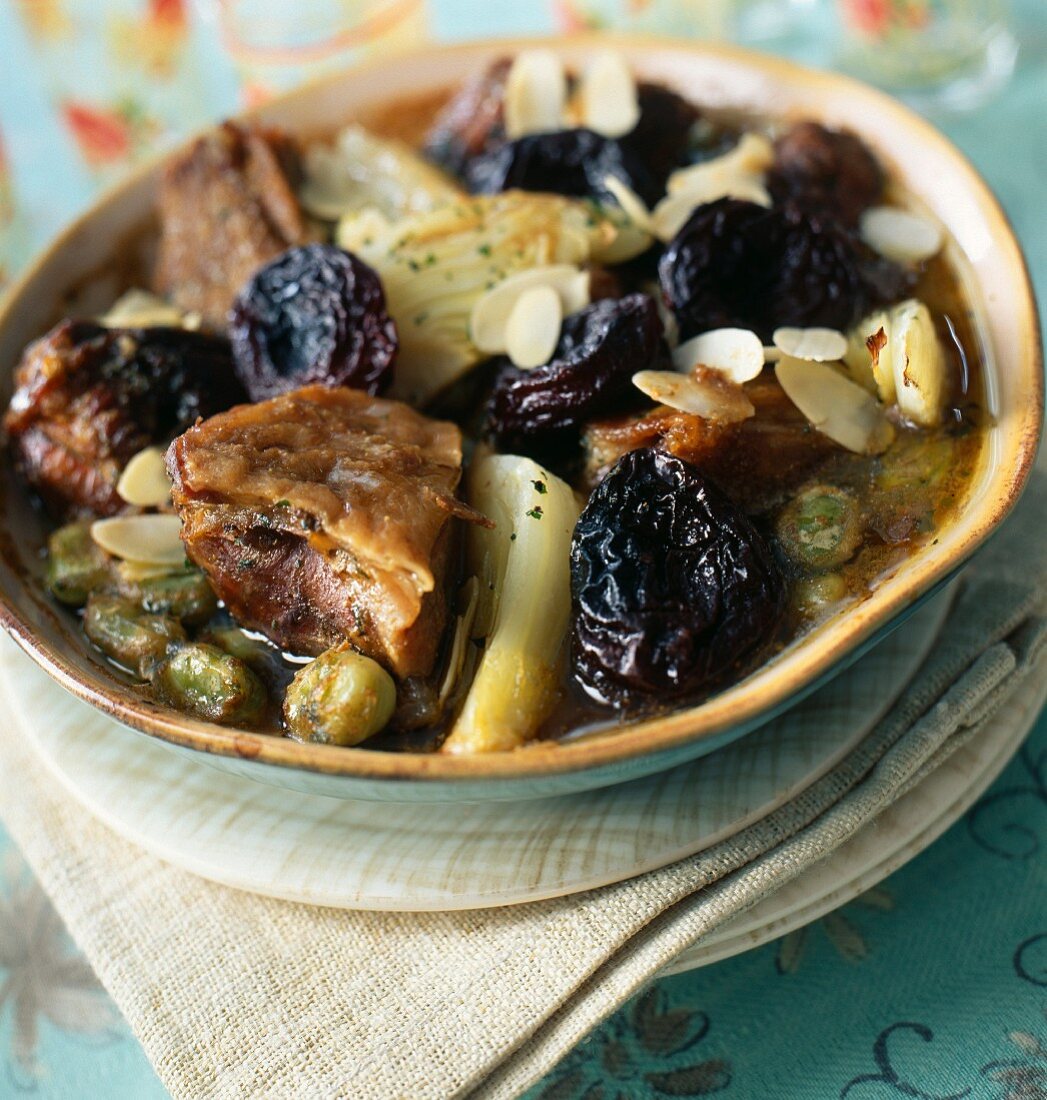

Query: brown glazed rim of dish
[0,35,1041,784]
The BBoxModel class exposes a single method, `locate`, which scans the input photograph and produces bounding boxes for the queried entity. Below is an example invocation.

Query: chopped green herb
[525,506,544,520]
[531,480,548,495]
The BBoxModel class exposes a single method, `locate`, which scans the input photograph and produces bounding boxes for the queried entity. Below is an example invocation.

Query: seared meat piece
[166,385,480,678]
[424,58,511,176]
[4,320,243,519]
[153,122,308,330]
[583,375,837,512]
[768,122,884,227]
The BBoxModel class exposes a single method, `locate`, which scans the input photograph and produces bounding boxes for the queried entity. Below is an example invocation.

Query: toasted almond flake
[651,175,771,241]
[100,289,186,329]
[116,446,173,508]
[772,326,849,363]
[672,328,764,383]
[860,206,943,264]
[506,285,563,369]
[504,50,568,139]
[666,133,774,196]
[633,367,755,422]
[91,513,185,567]
[470,265,589,354]
[577,50,641,138]
[775,357,894,454]
[602,174,654,234]
[890,299,946,426]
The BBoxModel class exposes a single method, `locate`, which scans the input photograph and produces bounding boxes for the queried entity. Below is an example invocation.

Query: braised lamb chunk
[768,121,885,227]
[153,122,309,330]
[424,58,512,176]
[582,375,838,512]
[4,320,243,519]
[166,385,481,678]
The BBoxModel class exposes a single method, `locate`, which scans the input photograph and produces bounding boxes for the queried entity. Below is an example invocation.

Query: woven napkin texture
[0,474,1043,1100]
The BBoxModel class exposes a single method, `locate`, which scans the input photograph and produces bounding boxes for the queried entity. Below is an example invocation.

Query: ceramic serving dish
[0,37,1040,803]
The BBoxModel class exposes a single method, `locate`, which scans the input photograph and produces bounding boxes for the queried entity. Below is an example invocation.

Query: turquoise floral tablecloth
[0,1,1044,1096]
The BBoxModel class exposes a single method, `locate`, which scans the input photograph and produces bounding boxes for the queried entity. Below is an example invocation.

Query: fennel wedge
[443,454,580,754]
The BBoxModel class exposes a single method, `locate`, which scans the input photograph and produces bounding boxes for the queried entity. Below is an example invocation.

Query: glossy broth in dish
[3,51,986,753]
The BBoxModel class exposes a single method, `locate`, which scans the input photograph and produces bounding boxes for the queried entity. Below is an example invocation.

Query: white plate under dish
[668,659,1047,974]
[3,594,951,912]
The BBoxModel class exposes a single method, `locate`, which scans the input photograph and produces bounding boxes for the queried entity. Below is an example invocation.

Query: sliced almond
[577,50,641,138]
[772,326,849,363]
[602,174,654,234]
[666,133,774,196]
[672,328,764,383]
[651,175,771,242]
[91,514,186,567]
[116,446,173,508]
[470,265,588,354]
[100,289,186,329]
[505,285,563,369]
[504,50,568,139]
[860,206,943,265]
[632,366,755,423]
[890,299,946,426]
[775,358,894,455]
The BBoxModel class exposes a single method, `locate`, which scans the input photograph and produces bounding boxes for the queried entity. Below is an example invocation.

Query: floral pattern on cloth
[0,1,1045,1096]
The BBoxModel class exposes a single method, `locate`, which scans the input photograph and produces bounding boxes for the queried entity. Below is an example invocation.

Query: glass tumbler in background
[212,0,430,105]
[834,0,1018,110]
[553,0,823,49]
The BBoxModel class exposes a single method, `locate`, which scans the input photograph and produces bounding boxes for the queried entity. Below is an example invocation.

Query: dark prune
[424,58,511,176]
[620,82,702,191]
[768,122,884,227]
[3,320,245,518]
[488,293,666,455]
[229,244,397,401]
[465,128,662,208]
[570,447,785,704]
[658,198,909,342]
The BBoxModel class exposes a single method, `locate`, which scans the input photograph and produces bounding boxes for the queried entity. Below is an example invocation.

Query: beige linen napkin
[0,475,1044,1100]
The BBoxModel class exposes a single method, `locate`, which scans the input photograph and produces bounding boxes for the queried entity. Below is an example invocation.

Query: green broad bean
[793,572,848,615]
[47,523,111,606]
[202,625,268,666]
[121,567,218,626]
[776,485,862,571]
[154,643,267,726]
[82,593,185,679]
[283,645,396,746]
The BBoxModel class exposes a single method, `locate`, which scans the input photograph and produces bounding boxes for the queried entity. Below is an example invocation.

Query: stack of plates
[6,587,1040,975]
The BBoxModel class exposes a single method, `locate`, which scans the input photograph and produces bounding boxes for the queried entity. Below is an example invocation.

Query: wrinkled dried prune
[620,82,702,191]
[3,320,245,518]
[488,293,666,455]
[229,244,397,401]
[465,128,662,208]
[570,448,785,704]
[768,122,884,227]
[658,197,909,342]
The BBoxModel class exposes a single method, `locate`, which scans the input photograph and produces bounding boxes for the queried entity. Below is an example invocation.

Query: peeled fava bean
[283,645,396,746]
[570,447,785,704]
[47,523,111,606]
[83,593,186,679]
[775,485,862,570]
[120,567,219,627]
[155,643,267,726]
